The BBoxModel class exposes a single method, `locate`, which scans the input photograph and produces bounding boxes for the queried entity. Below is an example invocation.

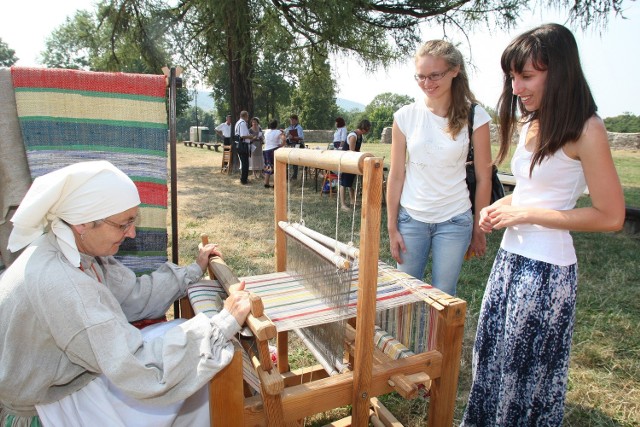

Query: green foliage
[0,38,18,67]
[294,51,339,129]
[358,92,414,138]
[604,113,640,133]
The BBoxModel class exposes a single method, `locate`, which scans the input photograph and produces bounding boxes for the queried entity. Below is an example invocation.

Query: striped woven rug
[11,67,168,275]
[188,261,441,354]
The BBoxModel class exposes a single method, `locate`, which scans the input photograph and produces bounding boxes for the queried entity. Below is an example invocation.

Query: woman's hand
[480,204,530,232]
[196,243,222,272]
[467,226,487,258]
[388,228,406,264]
[224,281,252,326]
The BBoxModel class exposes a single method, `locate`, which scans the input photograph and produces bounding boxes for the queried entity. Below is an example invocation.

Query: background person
[339,119,370,211]
[235,110,255,185]
[285,114,304,180]
[461,23,625,427]
[249,117,264,179]
[263,119,285,188]
[0,160,251,427]
[386,39,493,297]
[333,117,347,149]
[214,114,232,146]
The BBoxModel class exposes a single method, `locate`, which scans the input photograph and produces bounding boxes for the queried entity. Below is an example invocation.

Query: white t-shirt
[215,122,231,138]
[264,129,283,151]
[394,101,491,223]
[333,127,347,143]
[234,119,250,142]
[501,122,587,266]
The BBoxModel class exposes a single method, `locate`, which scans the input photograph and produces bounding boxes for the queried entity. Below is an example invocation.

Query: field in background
[170,143,639,426]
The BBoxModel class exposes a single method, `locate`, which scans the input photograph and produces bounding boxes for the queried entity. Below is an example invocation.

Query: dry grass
[169,142,640,426]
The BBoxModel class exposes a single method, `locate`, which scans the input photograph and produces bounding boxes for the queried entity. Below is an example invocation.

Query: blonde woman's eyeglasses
[414,69,451,83]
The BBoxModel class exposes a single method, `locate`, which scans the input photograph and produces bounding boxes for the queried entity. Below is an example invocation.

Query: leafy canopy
[0,38,18,67]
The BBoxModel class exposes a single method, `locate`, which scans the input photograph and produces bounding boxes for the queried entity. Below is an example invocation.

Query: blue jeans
[396,206,472,296]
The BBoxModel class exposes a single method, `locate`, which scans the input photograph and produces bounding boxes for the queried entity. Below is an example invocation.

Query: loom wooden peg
[387,372,432,399]
[387,374,419,399]
[406,372,432,391]
[249,292,264,317]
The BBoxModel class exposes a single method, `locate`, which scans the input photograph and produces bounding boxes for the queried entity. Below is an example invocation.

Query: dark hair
[357,119,371,132]
[252,117,260,124]
[290,114,299,120]
[416,40,477,137]
[335,117,346,127]
[496,23,597,172]
[269,119,278,129]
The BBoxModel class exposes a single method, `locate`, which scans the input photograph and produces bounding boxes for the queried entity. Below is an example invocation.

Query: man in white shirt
[215,115,232,146]
[234,111,255,185]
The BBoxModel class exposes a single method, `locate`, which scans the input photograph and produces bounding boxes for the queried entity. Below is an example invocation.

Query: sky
[1,0,638,118]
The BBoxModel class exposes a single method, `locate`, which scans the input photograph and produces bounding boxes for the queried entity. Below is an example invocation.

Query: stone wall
[303,130,334,144]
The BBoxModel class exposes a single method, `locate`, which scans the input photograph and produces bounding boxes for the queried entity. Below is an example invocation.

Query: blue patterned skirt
[461,248,577,427]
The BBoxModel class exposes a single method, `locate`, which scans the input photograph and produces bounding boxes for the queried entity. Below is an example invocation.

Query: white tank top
[501,122,587,266]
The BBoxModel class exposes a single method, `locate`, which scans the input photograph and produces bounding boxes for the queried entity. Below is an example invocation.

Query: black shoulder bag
[234,120,251,155]
[466,104,505,214]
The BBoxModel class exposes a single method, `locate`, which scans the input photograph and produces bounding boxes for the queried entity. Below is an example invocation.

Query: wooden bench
[182,141,221,151]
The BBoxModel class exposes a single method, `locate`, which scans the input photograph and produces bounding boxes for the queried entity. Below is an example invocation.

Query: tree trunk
[223,0,254,173]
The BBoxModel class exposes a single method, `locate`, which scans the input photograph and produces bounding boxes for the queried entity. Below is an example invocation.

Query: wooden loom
[199,148,466,426]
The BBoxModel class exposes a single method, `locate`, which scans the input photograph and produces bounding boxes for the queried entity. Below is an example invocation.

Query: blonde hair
[415,40,477,137]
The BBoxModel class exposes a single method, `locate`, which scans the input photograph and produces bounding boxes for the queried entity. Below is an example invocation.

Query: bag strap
[466,103,477,163]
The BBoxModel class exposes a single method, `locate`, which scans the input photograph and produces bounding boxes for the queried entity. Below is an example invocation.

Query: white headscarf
[8,160,141,267]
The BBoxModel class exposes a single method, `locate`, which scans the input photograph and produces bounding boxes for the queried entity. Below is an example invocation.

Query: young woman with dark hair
[461,23,625,427]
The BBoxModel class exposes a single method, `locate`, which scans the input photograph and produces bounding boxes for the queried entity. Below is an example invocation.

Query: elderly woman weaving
[0,160,251,427]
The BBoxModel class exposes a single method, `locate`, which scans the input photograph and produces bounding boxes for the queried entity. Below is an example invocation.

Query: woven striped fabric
[187,261,442,355]
[10,67,168,275]
[186,280,261,394]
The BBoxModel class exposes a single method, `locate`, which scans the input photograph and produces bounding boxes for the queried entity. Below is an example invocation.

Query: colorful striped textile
[187,261,443,355]
[186,280,261,393]
[373,325,414,360]
[10,67,168,275]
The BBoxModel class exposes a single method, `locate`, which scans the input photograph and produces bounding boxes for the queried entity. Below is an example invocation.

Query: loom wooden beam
[242,350,442,425]
[274,147,371,175]
[428,297,466,427]
[351,157,384,425]
[209,340,245,425]
[370,397,404,427]
[278,221,351,269]
[199,237,277,341]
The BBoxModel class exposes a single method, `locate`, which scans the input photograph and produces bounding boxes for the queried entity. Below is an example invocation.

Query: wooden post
[351,157,383,426]
[210,341,245,425]
[428,297,466,426]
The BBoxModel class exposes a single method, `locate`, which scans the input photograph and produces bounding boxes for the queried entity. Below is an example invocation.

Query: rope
[299,164,306,225]
[350,175,359,245]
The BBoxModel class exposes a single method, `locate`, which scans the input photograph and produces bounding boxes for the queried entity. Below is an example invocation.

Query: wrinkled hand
[479,204,529,232]
[196,243,222,272]
[388,228,406,264]
[224,281,252,326]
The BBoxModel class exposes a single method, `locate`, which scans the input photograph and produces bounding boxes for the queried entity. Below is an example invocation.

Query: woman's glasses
[414,69,451,83]
[100,216,139,233]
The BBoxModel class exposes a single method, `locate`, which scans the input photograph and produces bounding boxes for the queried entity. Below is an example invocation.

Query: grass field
[170,142,639,426]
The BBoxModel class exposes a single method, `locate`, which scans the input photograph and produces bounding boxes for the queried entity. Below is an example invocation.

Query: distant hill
[337,98,365,111]
[189,92,365,113]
